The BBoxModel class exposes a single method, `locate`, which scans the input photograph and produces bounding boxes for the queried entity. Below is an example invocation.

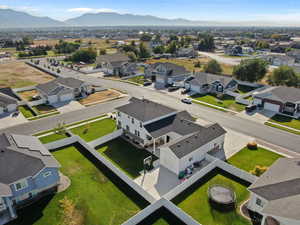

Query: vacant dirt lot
[79,89,122,106]
[0,61,54,88]
[18,89,38,101]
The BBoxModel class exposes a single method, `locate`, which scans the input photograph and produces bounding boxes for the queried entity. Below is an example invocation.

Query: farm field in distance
[0,61,54,88]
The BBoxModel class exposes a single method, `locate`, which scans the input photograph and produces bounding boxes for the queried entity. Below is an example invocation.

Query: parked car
[168,86,180,92]
[246,104,257,113]
[181,89,190,94]
[181,98,192,104]
[143,81,152,86]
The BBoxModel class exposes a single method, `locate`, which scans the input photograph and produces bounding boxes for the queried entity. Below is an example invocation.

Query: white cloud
[252,12,300,22]
[67,8,117,13]
[0,5,9,9]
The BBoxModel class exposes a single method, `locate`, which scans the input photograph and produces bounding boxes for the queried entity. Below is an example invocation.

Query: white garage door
[264,102,280,112]
[60,93,74,102]
[190,84,200,93]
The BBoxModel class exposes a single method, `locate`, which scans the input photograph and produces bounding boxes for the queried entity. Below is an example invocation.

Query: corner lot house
[184,72,238,94]
[116,98,226,176]
[253,86,300,118]
[247,158,300,225]
[0,93,18,116]
[0,133,60,224]
[96,53,130,76]
[145,62,191,88]
[36,77,92,104]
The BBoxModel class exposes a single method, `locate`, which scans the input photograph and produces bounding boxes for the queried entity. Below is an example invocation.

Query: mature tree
[165,41,177,54]
[269,66,299,87]
[153,45,165,54]
[122,44,138,55]
[127,51,137,62]
[99,49,106,55]
[198,34,215,52]
[233,59,268,82]
[55,40,80,54]
[204,60,222,74]
[140,33,152,42]
[255,40,270,49]
[138,43,150,59]
[69,48,97,63]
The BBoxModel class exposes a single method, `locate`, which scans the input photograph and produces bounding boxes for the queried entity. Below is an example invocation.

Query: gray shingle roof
[248,158,300,220]
[187,72,235,87]
[116,97,176,122]
[166,123,226,158]
[150,62,189,77]
[144,111,200,138]
[0,93,17,107]
[0,133,60,186]
[36,77,84,96]
[254,86,300,103]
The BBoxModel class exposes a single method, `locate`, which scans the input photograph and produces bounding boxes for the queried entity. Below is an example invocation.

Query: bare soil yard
[79,89,122,106]
[18,89,38,101]
[0,61,54,88]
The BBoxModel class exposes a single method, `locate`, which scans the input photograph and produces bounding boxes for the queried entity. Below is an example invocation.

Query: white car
[181,98,192,104]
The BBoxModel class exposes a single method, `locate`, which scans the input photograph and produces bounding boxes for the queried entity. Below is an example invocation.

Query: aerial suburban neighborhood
[0,1,300,225]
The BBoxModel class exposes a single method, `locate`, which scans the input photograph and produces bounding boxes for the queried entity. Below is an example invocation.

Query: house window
[140,122,143,128]
[118,121,122,127]
[131,118,134,124]
[256,198,263,207]
[14,180,28,191]
[126,125,130,131]
[43,171,52,178]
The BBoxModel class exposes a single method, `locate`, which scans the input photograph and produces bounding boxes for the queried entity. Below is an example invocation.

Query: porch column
[153,138,156,154]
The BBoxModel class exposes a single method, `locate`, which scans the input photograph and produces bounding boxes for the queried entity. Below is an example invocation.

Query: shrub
[250,165,268,176]
[247,141,258,150]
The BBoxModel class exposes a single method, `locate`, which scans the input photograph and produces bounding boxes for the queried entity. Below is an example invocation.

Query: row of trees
[121,41,151,61]
[18,45,52,58]
[67,48,97,63]
[55,40,80,54]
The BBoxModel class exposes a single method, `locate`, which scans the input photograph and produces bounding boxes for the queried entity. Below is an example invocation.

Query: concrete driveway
[0,112,27,130]
[236,109,276,124]
[52,100,85,113]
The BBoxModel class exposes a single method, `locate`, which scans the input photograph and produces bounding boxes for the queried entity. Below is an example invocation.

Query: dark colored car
[143,81,152,86]
[168,86,180,92]
[246,104,257,113]
[181,89,190,94]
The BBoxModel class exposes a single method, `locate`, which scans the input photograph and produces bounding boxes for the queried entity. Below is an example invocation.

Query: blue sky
[1,0,300,22]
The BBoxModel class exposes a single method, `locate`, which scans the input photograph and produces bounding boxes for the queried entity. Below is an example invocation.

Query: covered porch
[282,102,300,118]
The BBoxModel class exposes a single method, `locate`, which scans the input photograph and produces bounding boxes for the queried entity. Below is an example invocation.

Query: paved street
[1,72,300,154]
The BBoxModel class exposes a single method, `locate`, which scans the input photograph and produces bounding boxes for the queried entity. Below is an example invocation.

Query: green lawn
[152,218,171,225]
[39,133,69,144]
[96,138,157,178]
[265,122,300,135]
[228,146,283,174]
[269,114,300,130]
[127,75,145,85]
[236,85,257,94]
[18,105,36,118]
[70,118,116,142]
[191,94,245,112]
[8,144,147,225]
[173,170,251,225]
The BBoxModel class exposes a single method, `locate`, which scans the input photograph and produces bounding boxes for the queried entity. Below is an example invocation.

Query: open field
[18,90,38,101]
[70,118,116,142]
[228,146,283,174]
[173,169,251,225]
[146,58,234,75]
[79,89,122,106]
[0,61,54,88]
[96,138,157,178]
[191,94,245,112]
[8,144,147,225]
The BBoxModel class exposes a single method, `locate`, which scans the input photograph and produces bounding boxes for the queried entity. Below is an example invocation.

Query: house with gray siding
[96,53,130,76]
[0,133,60,225]
[184,72,238,94]
[0,93,18,116]
[36,77,92,104]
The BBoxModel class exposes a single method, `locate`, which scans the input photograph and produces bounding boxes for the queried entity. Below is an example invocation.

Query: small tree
[204,60,222,74]
[138,43,150,59]
[250,165,268,176]
[269,66,299,87]
[127,51,137,62]
[55,122,66,135]
[194,61,201,68]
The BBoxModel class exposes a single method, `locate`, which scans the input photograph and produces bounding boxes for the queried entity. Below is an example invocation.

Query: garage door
[190,84,200,93]
[264,102,280,112]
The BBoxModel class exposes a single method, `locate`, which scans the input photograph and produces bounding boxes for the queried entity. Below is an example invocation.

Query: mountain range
[0,8,298,28]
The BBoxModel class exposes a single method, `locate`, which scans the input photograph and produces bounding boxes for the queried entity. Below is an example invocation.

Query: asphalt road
[2,73,300,154]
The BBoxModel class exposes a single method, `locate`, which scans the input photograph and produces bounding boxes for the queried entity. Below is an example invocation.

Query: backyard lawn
[70,118,116,142]
[191,94,245,112]
[235,85,257,94]
[18,105,35,118]
[8,144,147,225]
[269,114,300,130]
[96,138,157,178]
[173,170,251,225]
[18,89,38,101]
[39,133,69,144]
[228,146,283,174]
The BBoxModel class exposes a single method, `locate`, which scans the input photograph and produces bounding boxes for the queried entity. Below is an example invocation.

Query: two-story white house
[115,98,227,176]
[247,158,300,225]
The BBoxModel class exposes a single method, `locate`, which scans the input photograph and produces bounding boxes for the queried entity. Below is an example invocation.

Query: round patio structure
[208,184,236,211]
